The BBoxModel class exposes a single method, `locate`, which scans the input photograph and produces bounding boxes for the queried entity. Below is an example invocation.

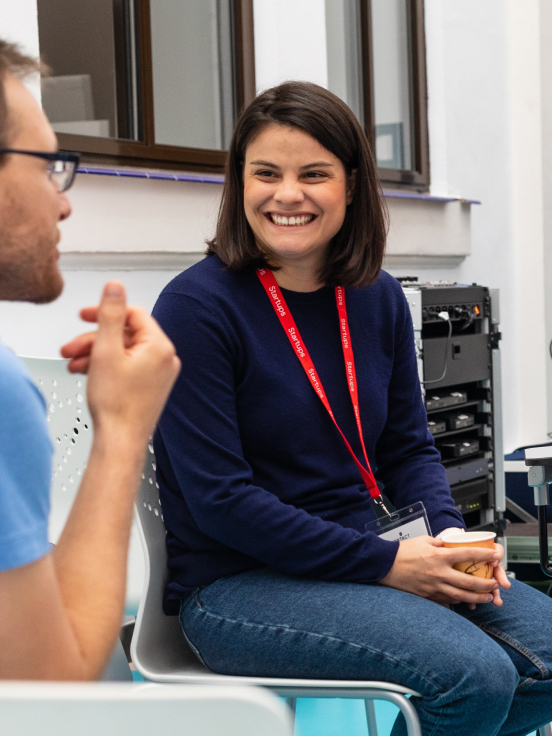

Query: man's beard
[0,247,64,304]
[29,270,64,303]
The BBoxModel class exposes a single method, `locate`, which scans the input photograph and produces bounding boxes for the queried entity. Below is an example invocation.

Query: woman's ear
[346,169,357,205]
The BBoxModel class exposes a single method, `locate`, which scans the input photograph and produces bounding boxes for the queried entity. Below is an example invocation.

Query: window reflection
[371,0,414,170]
[325,0,364,125]
[150,0,236,151]
[37,0,140,141]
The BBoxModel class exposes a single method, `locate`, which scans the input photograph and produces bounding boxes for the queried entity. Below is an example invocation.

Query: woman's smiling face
[243,124,354,269]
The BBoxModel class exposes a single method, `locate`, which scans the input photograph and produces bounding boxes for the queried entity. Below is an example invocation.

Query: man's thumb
[96,281,127,343]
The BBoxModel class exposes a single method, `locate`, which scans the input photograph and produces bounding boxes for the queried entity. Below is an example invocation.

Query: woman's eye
[255,170,276,178]
[305,171,326,179]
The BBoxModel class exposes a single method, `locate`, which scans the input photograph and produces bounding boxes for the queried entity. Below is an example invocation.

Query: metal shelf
[432,423,482,440]
[426,399,481,416]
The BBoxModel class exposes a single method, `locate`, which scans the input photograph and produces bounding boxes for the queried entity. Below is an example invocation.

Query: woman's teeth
[269,214,314,226]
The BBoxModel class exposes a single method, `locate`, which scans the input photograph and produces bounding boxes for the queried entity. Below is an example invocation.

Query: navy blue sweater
[153,255,465,613]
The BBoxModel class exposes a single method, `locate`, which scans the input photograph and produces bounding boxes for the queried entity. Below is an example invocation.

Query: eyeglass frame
[0,148,81,192]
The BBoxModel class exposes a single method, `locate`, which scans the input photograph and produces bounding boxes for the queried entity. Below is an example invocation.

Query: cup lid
[442,531,496,544]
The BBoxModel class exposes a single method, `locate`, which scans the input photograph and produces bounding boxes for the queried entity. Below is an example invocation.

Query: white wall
[253,0,328,92]
[0,0,40,100]
[419,0,549,451]
[58,174,221,254]
[540,0,552,448]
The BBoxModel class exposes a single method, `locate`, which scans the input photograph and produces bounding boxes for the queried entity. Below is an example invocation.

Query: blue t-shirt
[0,345,52,571]
[153,256,465,613]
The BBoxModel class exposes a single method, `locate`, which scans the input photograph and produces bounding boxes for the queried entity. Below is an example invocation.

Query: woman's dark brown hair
[207,81,388,288]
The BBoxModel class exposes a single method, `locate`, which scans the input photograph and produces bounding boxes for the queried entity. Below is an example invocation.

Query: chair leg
[538,724,552,736]
[365,699,379,736]
[284,697,297,731]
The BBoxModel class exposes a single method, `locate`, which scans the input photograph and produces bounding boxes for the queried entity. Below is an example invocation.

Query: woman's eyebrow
[300,162,334,170]
[248,160,334,169]
[249,160,279,168]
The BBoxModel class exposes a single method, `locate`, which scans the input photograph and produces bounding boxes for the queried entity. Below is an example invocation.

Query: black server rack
[400,280,504,531]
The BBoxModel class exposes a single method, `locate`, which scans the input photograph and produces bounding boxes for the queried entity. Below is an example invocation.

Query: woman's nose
[274,176,304,204]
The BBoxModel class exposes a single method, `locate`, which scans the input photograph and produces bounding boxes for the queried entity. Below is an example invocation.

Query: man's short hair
[0,40,41,148]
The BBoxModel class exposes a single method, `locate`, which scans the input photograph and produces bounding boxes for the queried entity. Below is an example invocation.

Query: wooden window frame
[361,0,429,189]
[54,0,255,172]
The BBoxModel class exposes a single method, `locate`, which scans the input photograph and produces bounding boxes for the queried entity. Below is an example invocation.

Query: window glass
[37,0,140,140]
[325,0,364,124]
[370,0,414,170]
[150,0,236,150]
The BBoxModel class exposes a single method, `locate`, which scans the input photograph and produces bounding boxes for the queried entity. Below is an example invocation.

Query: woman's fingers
[447,569,498,593]
[438,582,495,605]
[493,563,511,589]
[491,587,504,607]
[443,546,499,566]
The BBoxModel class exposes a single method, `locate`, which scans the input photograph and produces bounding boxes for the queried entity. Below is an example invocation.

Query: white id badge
[365,501,431,542]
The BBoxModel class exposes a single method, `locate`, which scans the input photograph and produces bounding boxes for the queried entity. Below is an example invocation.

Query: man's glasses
[0,149,81,192]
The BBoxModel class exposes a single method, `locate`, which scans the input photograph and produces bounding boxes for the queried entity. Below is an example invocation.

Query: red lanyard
[257,268,381,500]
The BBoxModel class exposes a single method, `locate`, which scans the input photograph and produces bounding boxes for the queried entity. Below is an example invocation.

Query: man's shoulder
[0,346,51,572]
[0,345,46,415]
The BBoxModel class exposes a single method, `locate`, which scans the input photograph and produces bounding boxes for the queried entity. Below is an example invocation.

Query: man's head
[0,40,71,304]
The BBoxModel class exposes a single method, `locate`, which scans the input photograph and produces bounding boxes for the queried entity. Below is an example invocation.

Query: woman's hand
[380,536,510,607]
[489,542,511,607]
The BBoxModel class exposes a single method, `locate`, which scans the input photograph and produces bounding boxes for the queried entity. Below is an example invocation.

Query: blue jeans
[179,569,552,736]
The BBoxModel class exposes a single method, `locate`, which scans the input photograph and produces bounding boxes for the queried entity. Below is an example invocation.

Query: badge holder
[366,501,431,543]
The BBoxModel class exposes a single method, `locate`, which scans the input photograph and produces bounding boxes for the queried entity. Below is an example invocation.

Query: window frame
[361,0,429,189]
[53,0,256,171]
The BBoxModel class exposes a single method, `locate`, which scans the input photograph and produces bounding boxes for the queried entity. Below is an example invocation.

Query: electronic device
[425,391,467,412]
[445,413,475,431]
[400,279,503,530]
[428,420,446,436]
[439,439,480,459]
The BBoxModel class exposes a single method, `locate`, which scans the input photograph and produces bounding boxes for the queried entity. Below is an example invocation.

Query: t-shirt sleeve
[154,292,400,584]
[0,348,52,571]
[374,291,466,535]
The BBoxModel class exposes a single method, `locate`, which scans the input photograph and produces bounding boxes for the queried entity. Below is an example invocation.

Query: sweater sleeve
[374,292,466,535]
[154,292,400,583]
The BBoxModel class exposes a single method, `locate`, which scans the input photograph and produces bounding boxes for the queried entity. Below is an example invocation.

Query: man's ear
[346,169,357,205]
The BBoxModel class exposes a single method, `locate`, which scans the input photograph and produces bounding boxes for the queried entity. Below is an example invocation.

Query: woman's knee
[435,648,518,723]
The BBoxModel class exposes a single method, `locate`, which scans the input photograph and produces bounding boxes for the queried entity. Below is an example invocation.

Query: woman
[153,82,552,736]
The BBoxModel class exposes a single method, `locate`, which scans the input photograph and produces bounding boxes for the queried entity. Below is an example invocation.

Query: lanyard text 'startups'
[257,268,391,513]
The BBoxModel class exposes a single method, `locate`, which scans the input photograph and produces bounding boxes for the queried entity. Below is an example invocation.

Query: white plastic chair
[19,357,131,681]
[131,446,423,736]
[0,682,292,736]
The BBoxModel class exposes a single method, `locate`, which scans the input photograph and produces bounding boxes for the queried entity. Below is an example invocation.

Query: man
[0,40,180,679]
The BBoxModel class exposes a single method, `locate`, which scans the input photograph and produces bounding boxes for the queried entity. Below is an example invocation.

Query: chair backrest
[19,357,93,544]
[131,446,207,678]
[0,682,292,736]
[19,356,196,678]
[19,357,133,681]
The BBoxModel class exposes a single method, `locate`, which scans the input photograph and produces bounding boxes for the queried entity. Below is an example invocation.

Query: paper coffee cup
[442,531,497,579]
